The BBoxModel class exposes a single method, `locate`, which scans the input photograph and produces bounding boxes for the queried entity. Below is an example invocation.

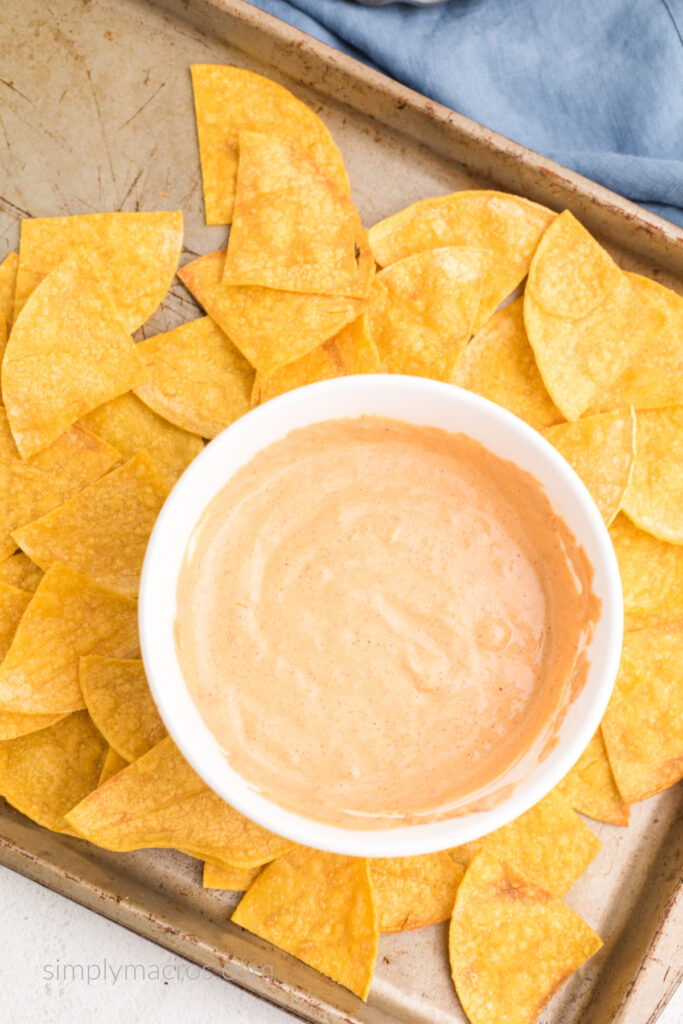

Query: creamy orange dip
[175,416,599,828]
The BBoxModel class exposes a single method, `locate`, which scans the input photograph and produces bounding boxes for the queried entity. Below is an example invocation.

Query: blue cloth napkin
[247,0,683,227]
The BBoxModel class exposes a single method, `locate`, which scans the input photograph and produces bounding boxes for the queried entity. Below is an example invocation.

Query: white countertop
[1,863,680,1023]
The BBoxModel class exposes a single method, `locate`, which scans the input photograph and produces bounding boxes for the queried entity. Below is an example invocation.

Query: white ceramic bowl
[139,375,623,857]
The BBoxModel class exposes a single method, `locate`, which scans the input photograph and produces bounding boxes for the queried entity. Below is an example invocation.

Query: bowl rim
[138,374,623,858]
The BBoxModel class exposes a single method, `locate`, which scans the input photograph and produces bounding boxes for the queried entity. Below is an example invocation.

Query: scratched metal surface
[0,1,681,1022]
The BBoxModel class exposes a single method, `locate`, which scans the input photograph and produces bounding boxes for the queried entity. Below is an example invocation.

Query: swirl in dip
[175,416,599,828]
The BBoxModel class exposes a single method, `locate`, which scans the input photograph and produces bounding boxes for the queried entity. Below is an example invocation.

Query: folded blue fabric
[247,0,683,227]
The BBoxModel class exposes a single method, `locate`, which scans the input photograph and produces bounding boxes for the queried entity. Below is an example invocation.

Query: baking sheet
[0,1,681,1022]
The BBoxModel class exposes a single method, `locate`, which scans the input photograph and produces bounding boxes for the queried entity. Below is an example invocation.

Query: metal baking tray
[0,1,681,1021]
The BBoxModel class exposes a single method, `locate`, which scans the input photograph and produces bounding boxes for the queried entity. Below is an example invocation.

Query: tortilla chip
[203,860,262,891]
[368,190,555,332]
[256,312,381,403]
[66,736,293,867]
[179,249,372,376]
[233,847,378,999]
[622,408,683,543]
[450,298,563,430]
[524,212,667,420]
[79,656,166,763]
[0,711,107,834]
[0,250,18,339]
[449,788,600,897]
[0,408,120,561]
[3,255,148,457]
[542,409,636,525]
[449,850,602,1024]
[556,729,629,826]
[0,553,43,592]
[80,393,203,491]
[135,316,254,438]
[191,65,348,226]
[14,451,167,596]
[593,275,683,412]
[609,514,683,630]
[602,627,683,802]
[98,746,129,786]
[370,853,464,933]
[0,563,139,715]
[14,211,183,331]
[368,247,488,379]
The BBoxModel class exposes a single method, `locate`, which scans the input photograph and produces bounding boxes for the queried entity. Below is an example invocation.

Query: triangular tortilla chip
[602,626,683,802]
[190,64,348,226]
[593,275,683,411]
[450,298,563,430]
[0,563,139,715]
[0,711,107,834]
[449,851,602,1024]
[79,656,166,763]
[556,729,629,826]
[0,407,120,560]
[3,255,148,457]
[233,847,378,999]
[368,190,555,331]
[622,407,683,543]
[80,392,203,491]
[65,736,293,867]
[368,247,488,379]
[370,853,463,933]
[0,553,43,592]
[203,860,262,891]
[135,316,253,438]
[223,131,372,298]
[542,409,636,525]
[14,211,183,331]
[524,212,667,419]
[609,514,683,630]
[179,250,372,376]
[13,451,167,596]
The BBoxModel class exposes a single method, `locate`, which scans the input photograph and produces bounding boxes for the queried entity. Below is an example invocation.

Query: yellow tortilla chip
[449,850,602,1024]
[368,247,488,380]
[98,746,129,786]
[79,656,166,763]
[0,563,139,715]
[0,408,120,561]
[66,736,293,867]
[80,392,203,491]
[14,211,183,331]
[370,853,464,933]
[524,212,667,420]
[203,860,262,891]
[450,298,563,430]
[134,316,254,438]
[593,275,683,411]
[0,250,18,340]
[602,627,683,802]
[233,847,378,999]
[179,249,372,376]
[0,553,43,592]
[609,514,683,630]
[256,312,381,403]
[449,788,600,897]
[223,131,372,299]
[3,255,148,458]
[0,711,107,834]
[368,190,555,332]
[191,64,349,226]
[622,408,683,543]
[542,409,636,525]
[14,451,167,596]
[556,729,629,826]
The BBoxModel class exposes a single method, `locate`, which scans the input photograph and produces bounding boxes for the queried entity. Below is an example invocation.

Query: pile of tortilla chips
[0,63,680,1024]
